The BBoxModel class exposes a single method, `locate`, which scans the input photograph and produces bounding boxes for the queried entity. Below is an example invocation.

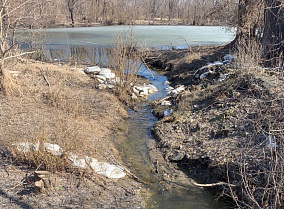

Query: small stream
[115,66,232,208]
[27,25,235,208]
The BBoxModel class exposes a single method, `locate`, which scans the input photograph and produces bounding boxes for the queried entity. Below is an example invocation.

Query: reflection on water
[46,46,111,66]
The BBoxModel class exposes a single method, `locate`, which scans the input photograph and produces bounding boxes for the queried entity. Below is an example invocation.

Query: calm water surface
[42,25,234,49]
[38,26,235,208]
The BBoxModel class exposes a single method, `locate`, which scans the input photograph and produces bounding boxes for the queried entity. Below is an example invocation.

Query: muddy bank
[0,59,144,208]
[146,45,284,207]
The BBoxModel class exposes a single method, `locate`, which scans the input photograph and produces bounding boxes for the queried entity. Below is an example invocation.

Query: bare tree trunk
[232,0,263,47]
[262,0,284,67]
[67,0,77,27]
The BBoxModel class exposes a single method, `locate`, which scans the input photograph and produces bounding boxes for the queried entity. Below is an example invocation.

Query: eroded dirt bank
[146,45,284,207]
[0,59,144,208]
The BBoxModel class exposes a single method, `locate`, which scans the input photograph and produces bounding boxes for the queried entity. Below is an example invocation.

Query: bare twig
[193,182,236,187]
[0,51,36,61]
[43,75,50,86]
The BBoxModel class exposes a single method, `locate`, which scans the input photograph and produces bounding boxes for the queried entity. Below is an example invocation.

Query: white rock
[164,81,171,85]
[85,66,101,74]
[97,84,107,89]
[99,68,111,74]
[161,101,172,106]
[166,86,174,92]
[132,93,138,100]
[164,109,173,117]
[44,143,63,156]
[99,68,115,80]
[218,74,227,82]
[200,70,212,79]
[97,78,105,84]
[139,89,149,96]
[146,84,158,94]
[107,84,114,89]
[95,75,107,81]
[224,54,237,64]
[214,61,223,66]
[133,87,140,95]
[96,162,126,179]
[175,85,185,93]
[133,84,158,96]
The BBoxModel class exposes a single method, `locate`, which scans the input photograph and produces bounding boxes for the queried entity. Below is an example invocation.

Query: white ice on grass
[15,141,40,153]
[15,141,126,179]
[96,162,126,179]
[44,143,63,156]
[69,154,87,168]
[70,155,126,178]
[15,142,30,153]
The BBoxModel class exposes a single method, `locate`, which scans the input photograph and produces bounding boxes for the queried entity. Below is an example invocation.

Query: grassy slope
[0,59,144,208]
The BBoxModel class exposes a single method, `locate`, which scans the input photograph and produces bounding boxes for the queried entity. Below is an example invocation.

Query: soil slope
[146,45,284,207]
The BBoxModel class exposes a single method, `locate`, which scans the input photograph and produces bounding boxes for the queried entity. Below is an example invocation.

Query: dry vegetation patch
[0,59,145,208]
[149,45,284,208]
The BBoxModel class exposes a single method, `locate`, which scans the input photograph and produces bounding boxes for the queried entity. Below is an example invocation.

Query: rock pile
[84,66,158,98]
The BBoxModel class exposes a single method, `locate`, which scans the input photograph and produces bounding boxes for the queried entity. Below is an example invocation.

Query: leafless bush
[226,47,284,207]
[109,30,144,102]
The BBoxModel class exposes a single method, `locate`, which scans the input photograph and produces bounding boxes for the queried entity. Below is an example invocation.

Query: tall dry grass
[226,38,284,208]
[0,58,127,172]
[108,30,145,102]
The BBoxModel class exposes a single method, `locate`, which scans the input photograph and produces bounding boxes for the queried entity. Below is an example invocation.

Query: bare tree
[262,0,284,67]
[66,0,79,26]
[0,0,42,94]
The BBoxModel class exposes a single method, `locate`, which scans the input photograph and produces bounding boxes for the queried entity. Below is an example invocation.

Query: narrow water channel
[115,66,232,208]
[31,25,235,208]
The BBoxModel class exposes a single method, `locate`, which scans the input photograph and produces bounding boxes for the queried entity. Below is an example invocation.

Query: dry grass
[0,58,127,171]
[108,31,145,103]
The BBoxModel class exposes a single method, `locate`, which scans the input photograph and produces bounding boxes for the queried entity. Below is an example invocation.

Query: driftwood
[193,182,236,187]
[34,170,51,192]
[43,75,50,86]
[0,51,36,61]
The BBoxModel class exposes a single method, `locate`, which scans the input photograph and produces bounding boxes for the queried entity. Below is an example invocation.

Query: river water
[36,25,235,208]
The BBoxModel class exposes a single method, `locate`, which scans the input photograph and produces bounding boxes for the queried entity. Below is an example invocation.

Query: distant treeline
[22,0,238,27]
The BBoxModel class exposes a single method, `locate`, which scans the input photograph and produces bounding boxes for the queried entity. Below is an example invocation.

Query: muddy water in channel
[115,66,232,208]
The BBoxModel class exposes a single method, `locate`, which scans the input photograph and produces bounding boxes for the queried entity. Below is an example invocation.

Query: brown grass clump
[0,58,127,171]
